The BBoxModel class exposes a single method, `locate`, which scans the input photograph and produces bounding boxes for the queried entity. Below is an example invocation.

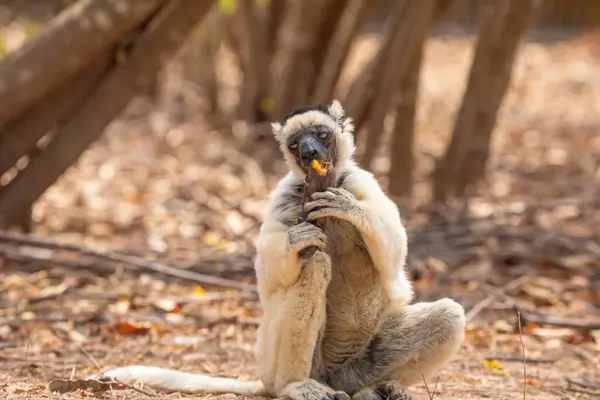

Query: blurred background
[0,0,599,398]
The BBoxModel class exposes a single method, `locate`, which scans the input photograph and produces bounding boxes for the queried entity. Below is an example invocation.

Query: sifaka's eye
[318,131,329,139]
[289,142,298,150]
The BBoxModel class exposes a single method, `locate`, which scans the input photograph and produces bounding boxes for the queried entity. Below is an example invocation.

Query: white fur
[88,366,265,395]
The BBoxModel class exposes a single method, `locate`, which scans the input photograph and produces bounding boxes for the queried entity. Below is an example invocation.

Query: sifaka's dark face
[286,124,338,171]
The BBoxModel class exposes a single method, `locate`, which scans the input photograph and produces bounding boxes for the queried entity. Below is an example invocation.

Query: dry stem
[398,330,433,400]
[517,310,526,400]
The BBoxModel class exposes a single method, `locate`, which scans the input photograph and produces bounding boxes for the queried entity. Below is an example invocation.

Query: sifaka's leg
[324,298,466,398]
[260,248,350,400]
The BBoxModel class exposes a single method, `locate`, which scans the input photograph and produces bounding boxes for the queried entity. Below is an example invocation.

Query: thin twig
[397,330,433,400]
[431,376,440,399]
[466,276,528,322]
[517,311,526,400]
[0,230,257,292]
[566,387,600,396]
[519,311,600,330]
[566,378,600,391]
[484,356,554,364]
[76,344,101,370]
[565,343,600,366]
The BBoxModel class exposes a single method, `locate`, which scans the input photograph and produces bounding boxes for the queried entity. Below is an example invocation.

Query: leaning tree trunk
[432,0,539,202]
[0,0,168,131]
[359,0,437,170]
[0,56,111,178]
[0,0,216,228]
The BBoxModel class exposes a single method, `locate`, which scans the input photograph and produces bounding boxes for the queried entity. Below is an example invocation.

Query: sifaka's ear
[271,121,283,142]
[328,99,345,123]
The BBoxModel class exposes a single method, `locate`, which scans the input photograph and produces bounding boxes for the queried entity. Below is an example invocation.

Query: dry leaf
[109,319,151,336]
[463,376,488,385]
[519,377,542,386]
[47,379,125,393]
[483,359,510,376]
[194,285,206,295]
[113,298,131,314]
[153,298,182,313]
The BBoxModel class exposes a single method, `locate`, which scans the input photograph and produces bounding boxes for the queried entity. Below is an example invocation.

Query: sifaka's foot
[282,379,351,400]
[351,381,413,400]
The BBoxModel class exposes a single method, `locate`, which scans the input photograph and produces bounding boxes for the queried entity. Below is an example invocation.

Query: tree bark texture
[301,0,348,105]
[0,0,216,228]
[432,0,539,202]
[0,54,112,178]
[311,0,373,105]
[342,0,410,137]
[388,39,425,199]
[183,8,222,115]
[0,0,168,131]
[269,0,331,120]
[359,0,437,170]
[236,0,268,121]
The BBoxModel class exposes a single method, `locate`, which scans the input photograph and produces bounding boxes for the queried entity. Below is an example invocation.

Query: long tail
[88,365,267,396]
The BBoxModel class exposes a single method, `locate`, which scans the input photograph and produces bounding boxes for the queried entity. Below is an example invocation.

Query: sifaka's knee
[429,298,466,345]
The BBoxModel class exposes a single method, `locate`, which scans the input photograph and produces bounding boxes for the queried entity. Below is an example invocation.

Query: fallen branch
[466,276,528,322]
[565,343,600,367]
[0,230,257,292]
[566,378,600,391]
[519,311,600,331]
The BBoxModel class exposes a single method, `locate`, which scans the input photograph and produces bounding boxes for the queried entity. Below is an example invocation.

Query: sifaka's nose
[300,142,318,162]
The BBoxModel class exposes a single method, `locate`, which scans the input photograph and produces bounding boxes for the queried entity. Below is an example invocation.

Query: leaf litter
[1,32,600,400]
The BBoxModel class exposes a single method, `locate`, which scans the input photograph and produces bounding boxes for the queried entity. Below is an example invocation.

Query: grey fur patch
[274,183,304,226]
[323,299,465,394]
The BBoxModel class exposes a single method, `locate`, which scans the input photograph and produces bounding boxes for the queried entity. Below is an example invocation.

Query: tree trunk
[387,0,454,199]
[236,0,268,121]
[301,0,348,104]
[0,54,111,178]
[0,0,168,131]
[342,0,410,137]
[360,0,437,170]
[432,0,539,202]
[311,0,373,105]
[270,0,331,120]
[254,0,287,121]
[183,8,221,115]
[388,40,425,199]
[0,0,216,228]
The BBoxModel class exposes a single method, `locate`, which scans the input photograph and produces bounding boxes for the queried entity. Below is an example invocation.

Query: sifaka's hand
[304,188,372,235]
[287,221,327,259]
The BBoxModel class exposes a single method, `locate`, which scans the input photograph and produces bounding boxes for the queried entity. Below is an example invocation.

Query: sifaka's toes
[352,381,412,400]
[332,391,351,400]
[374,381,412,400]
